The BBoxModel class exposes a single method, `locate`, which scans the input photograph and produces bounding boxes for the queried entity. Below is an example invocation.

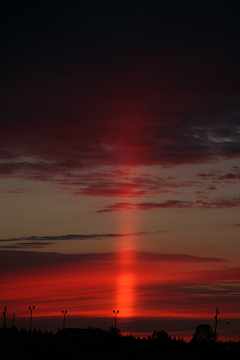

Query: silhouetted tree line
[0,324,240,360]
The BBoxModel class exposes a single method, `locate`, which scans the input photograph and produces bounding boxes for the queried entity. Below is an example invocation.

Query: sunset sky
[1,1,240,340]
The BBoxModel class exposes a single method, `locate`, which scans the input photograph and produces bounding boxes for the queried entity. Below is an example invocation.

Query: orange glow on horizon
[115,206,138,319]
[1,244,240,321]
[116,273,135,317]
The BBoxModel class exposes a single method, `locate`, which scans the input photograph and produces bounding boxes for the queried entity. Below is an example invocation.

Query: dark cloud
[196,198,240,209]
[137,281,240,312]
[140,283,240,298]
[0,164,196,198]
[1,97,239,190]
[0,250,225,273]
[6,109,236,163]
[70,177,172,198]
[133,251,225,264]
[198,168,240,182]
[136,201,194,210]
[96,197,240,213]
[197,172,219,179]
[1,2,240,197]
[2,188,32,194]
[0,232,149,243]
[219,173,240,180]
[0,242,53,250]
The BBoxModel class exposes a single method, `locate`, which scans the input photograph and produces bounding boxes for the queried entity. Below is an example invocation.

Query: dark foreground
[1,327,240,360]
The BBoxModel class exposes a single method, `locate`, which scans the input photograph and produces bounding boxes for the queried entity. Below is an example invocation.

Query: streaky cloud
[96,200,194,213]
[0,232,149,243]
[0,241,53,249]
[96,197,240,213]
[1,188,33,194]
[196,198,240,209]
[0,250,226,272]
[219,173,240,180]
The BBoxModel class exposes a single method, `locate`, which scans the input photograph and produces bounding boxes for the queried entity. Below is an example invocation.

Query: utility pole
[29,306,35,332]
[3,306,7,329]
[62,311,67,329]
[113,310,119,329]
[214,307,219,341]
[13,313,15,327]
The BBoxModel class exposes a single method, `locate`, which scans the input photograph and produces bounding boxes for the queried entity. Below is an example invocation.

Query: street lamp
[29,306,35,332]
[215,320,229,340]
[62,311,67,329]
[12,313,15,327]
[214,308,230,341]
[217,321,229,326]
[214,307,220,341]
[3,306,7,329]
[113,310,119,329]
[3,307,15,328]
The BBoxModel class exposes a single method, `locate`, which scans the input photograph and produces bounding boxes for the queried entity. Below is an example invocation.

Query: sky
[1,1,240,340]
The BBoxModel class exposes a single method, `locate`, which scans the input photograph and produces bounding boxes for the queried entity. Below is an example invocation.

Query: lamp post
[214,307,220,341]
[62,311,67,329]
[3,306,7,329]
[113,310,119,329]
[29,306,35,332]
[215,320,229,341]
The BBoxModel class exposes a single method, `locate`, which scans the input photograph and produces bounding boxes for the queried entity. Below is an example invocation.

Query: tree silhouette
[108,326,121,336]
[191,324,215,343]
[151,330,171,342]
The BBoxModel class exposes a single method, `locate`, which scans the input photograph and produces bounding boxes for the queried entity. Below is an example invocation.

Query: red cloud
[0,162,194,198]
[0,250,238,322]
[61,174,193,198]
[0,250,225,273]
